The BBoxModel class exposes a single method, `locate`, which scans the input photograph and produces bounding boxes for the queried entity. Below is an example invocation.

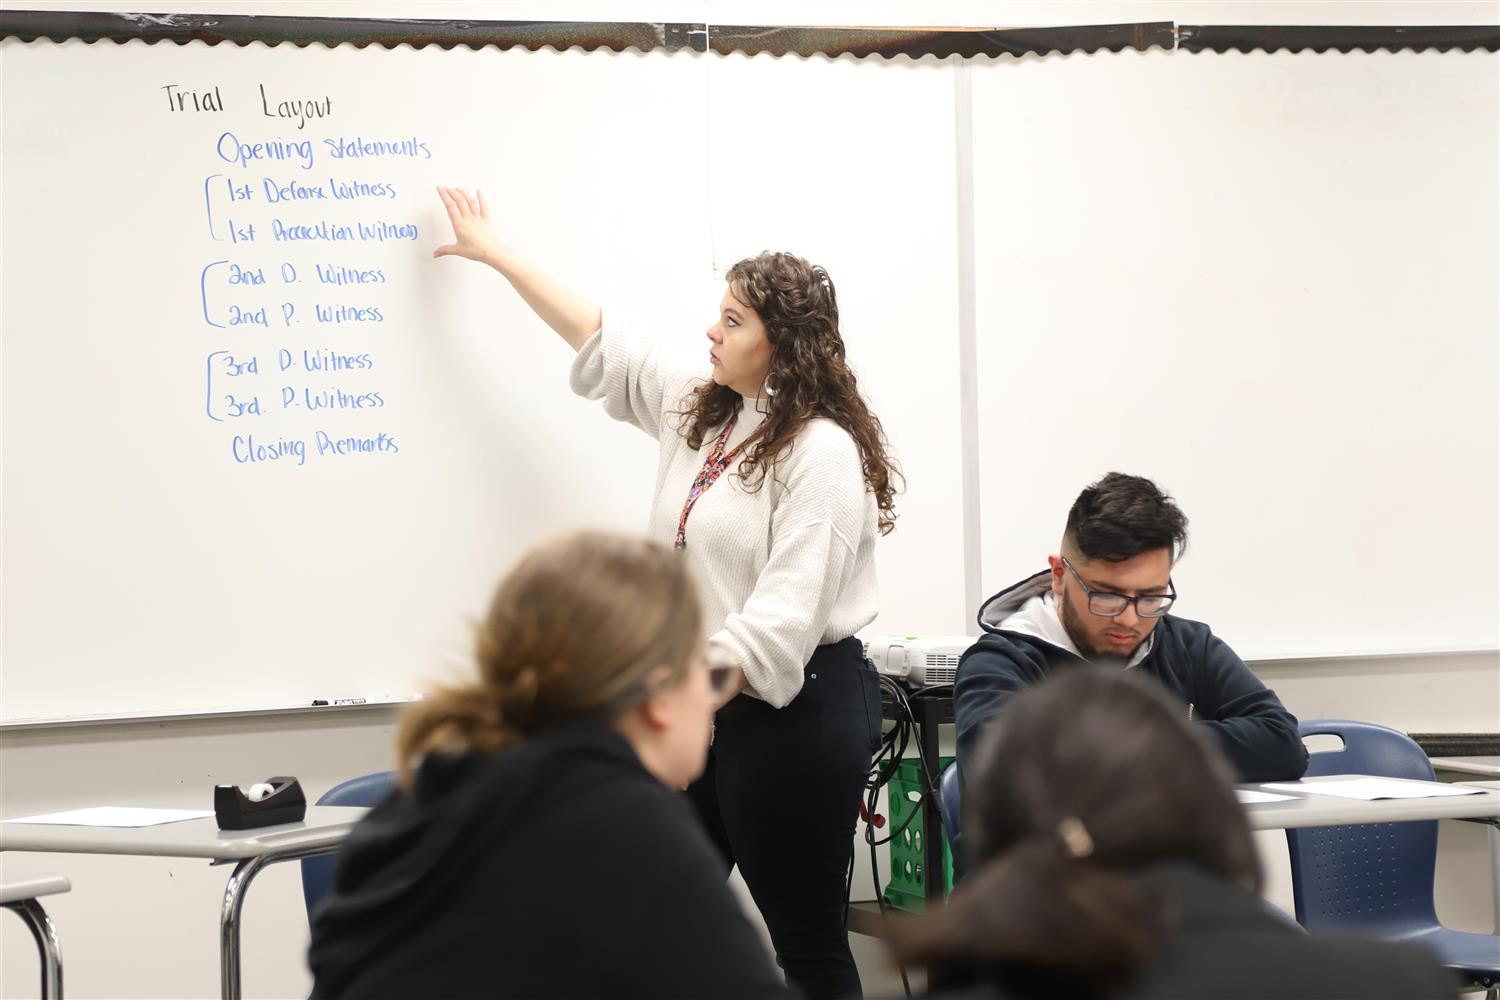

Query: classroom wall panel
[971,49,1500,660]
[1,39,968,723]
[702,51,967,639]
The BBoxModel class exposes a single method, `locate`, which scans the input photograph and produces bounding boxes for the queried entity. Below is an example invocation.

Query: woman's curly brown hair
[677,252,902,535]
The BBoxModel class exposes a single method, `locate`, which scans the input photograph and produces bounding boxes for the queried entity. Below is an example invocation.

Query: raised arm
[432,186,599,352]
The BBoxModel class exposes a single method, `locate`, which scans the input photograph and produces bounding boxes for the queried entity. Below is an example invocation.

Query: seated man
[955,472,1308,788]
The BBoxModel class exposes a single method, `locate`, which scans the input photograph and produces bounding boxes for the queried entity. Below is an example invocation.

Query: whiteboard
[0,39,968,723]
[4,36,1496,725]
[971,50,1500,660]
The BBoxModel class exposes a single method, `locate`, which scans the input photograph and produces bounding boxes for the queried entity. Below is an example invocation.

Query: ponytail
[885,839,1173,998]
[395,683,518,790]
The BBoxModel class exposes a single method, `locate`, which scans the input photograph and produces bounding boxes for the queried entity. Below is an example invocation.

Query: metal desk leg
[217,843,346,1000]
[918,698,945,905]
[220,854,275,1000]
[6,898,64,999]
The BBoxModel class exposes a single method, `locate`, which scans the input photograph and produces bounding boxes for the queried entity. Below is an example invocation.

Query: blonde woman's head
[397,532,714,788]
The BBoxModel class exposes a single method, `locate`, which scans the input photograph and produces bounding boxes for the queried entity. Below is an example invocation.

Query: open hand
[433,186,510,267]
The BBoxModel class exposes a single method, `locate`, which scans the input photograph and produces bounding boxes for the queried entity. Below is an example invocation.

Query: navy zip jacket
[955,571,1309,786]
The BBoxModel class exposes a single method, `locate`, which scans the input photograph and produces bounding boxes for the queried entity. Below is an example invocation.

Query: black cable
[869,794,913,999]
[903,684,953,838]
[864,732,912,997]
[844,672,956,998]
[842,848,855,932]
[867,680,949,848]
[866,674,929,997]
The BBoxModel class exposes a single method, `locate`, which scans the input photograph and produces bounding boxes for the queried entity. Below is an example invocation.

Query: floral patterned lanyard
[675,415,761,550]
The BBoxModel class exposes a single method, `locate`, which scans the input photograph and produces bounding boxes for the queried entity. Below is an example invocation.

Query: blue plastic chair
[937,761,964,886]
[938,762,961,845]
[300,771,395,924]
[1286,721,1499,995]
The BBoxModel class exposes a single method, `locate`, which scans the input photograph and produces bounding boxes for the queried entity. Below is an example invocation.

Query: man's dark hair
[1064,472,1188,562]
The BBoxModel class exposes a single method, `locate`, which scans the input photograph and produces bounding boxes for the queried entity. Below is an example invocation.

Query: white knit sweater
[569,314,879,708]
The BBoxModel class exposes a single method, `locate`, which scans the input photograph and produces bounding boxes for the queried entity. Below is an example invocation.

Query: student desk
[1240,774,1500,831]
[1432,756,1500,779]
[0,807,368,1000]
[1,872,69,999]
[1435,776,1500,933]
[1241,774,1500,932]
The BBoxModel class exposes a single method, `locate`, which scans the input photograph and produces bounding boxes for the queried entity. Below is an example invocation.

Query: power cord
[845,674,954,998]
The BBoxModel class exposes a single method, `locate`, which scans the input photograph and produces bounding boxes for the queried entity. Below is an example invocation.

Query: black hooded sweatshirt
[308,724,795,1000]
[921,863,1456,1000]
[955,571,1309,787]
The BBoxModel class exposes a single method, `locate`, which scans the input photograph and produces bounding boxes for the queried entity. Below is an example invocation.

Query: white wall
[969,46,1499,661]
[2,2,1496,997]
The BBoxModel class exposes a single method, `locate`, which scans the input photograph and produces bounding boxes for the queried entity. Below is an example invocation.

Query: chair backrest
[938,762,961,851]
[1285,721,1439,933]
[300,771,396,924]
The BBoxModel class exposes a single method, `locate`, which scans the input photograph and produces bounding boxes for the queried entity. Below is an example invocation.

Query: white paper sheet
[1236,789,1296,804]
[4,807,214,828]
[1260,778,1486,801]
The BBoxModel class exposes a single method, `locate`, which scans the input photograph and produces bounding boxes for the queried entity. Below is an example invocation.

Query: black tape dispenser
[214,775,307,830]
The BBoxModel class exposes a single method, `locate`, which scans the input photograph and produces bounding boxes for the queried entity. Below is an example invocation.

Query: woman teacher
[434,186,899,999]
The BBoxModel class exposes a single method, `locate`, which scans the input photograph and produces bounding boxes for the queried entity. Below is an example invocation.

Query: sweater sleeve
[567,311,685,440]
[1190,632,1310,783]
[711,424,870,708]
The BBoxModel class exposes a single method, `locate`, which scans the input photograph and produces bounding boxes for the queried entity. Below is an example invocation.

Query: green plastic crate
[882,755,954,912]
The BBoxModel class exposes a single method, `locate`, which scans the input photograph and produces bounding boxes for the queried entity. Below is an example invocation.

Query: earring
[756,375,777,415]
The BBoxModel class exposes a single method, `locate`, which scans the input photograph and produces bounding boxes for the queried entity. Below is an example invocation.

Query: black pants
[686,638,883,1000]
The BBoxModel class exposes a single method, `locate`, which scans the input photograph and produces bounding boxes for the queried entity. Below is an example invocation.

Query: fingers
[434,185,499,264]
[437,184,492,224]
[437,185,466,228]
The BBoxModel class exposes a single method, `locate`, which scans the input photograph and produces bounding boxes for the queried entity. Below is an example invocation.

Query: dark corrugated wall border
[2,12,1495,56]
[1177,23,1499,53]
[0,13,1173,54]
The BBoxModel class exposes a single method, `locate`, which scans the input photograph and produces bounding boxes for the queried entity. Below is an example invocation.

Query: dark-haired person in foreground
[889,670,1456,1000]
[955,472,1307,788]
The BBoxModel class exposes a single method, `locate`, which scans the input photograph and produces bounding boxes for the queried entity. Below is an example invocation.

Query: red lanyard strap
[675,416,761,549]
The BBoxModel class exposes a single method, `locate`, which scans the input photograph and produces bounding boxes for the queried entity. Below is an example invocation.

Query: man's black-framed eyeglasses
[1061,556,1177,618]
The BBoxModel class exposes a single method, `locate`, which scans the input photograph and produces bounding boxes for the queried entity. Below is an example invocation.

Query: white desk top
[1431,756,1500,777]
[0,873,72,905]
[0,806,368,860]
[1242,774,1500,830]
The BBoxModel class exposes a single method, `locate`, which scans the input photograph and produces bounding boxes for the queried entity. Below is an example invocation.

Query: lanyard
[675,416,760,550]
